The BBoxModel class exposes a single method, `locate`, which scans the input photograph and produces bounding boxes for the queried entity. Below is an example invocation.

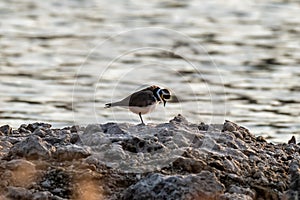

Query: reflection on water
[0,0,299,143]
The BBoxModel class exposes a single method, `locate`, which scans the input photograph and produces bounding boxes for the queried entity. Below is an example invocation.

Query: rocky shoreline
[0,115,299,200]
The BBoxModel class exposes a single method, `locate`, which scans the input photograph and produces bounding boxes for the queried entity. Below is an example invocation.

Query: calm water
[0,0,299,143]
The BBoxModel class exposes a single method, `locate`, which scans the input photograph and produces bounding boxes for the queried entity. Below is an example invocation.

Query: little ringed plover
[105,85,171,124]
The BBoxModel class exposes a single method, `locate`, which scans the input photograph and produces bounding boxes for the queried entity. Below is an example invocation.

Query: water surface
[0,0,299,143]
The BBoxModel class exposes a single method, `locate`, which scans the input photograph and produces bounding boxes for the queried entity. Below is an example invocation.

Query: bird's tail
[105,102,125,108]
[105,103,112,108]
[105,98,129,108]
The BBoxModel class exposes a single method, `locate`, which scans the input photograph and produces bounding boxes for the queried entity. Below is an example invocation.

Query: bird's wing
[105,86,157,107]
[128,90,156,107]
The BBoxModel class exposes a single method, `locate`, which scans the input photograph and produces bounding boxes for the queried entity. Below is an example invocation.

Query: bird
[105,85,171,124]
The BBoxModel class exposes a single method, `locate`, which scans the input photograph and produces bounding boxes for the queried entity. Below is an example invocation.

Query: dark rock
[7,136,27,145]
[0,117,299,199]
[223,173,245,185]
[256,136,267,143]
[44,129,71,145]
[121,136,164,153]
[70,125,80,133]
[7,186,33,200]
[222,120,254,140]
[39,168,72,199]
[232,131,244,140]
[228,185,255,198]
[84,124,103,134]
[169,114,189,124]
[220,193,253,200]
[288,136,296,144]
[26,122,52,132]
[198,122,209,131]
[0,140,13,157]
[284,161,300,199]
[53,145,91,161]
[0,125,12,135]
[252,184,279,199]
[32,191,55,200]
[172,157,206,173]
[6,135,55,159]
[70,133,80,144]
[33,128,47,137]
[18,127,32,134]
[222,120,237,132]
[121,171,224,200]
[12,130,20,135]
[44,137,63,145]
[210,160,225,171]
[100,123,127,135]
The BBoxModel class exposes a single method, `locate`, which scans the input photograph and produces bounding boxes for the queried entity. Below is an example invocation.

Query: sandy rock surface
[0,115,299,200]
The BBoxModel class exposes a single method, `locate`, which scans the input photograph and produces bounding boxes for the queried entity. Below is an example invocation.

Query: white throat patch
[155,88,163,102]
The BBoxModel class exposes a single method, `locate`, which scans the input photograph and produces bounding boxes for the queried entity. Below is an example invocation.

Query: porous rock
[38,168,72,198]
[283,161,300,200]
[26,122,52,132]
[53,144,91,161]
[7,186,33,200]
[6,135,55,159]
[121,171,224,200]
[0,140,13,157]
[0,125,12,135]
[0,115,299,200]
[220,193,253,200]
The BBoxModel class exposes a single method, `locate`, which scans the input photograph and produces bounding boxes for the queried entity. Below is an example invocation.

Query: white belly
[129,104,157,115]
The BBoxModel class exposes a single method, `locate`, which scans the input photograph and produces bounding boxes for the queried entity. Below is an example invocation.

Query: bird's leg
[139,112,145,125]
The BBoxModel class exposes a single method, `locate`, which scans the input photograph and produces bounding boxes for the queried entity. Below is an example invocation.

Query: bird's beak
[163,100,166,107]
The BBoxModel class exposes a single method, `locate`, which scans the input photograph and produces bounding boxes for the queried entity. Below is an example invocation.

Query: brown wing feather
[129,90,156,107]
[105,85,158,107]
